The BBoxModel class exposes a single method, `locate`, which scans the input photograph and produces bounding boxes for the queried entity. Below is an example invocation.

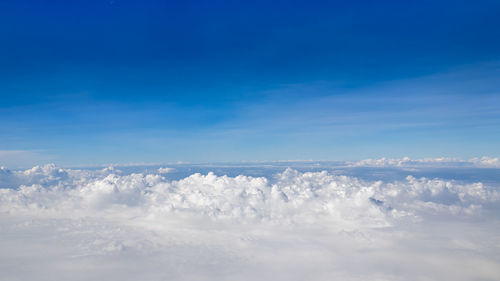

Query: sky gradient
[1,0,500,167]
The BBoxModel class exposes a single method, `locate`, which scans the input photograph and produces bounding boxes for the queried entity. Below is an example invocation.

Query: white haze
[1,162,500,281]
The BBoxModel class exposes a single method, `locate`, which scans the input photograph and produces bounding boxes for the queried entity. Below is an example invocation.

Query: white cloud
[0,164,499,280]
[470,156,500,168]
[157,167,174,173]
[349,156,500,168]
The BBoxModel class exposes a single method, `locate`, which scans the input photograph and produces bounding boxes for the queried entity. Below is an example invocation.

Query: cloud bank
[1,164,499,280]
[349,156,500,168]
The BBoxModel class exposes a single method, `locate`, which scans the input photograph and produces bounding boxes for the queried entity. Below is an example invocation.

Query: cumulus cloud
[3,165,496,222]
[0,164,499,280]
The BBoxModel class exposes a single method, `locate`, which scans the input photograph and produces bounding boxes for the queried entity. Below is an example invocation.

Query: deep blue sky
[1,0,499,167]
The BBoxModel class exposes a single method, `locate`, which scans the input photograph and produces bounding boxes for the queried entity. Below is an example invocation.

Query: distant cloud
[470,156,500,168]
[349,156,500,168]
[158,167,175,173]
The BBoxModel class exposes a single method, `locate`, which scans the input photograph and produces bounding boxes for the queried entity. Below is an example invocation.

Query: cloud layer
[1,164,499,280]
[349,156,500,168]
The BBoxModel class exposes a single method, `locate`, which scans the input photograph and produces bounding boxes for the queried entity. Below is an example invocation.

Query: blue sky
[1,0,500,167]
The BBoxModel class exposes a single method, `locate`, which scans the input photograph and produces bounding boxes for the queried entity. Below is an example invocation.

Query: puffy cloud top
[1,164,498,226]
[1,164,500,281]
